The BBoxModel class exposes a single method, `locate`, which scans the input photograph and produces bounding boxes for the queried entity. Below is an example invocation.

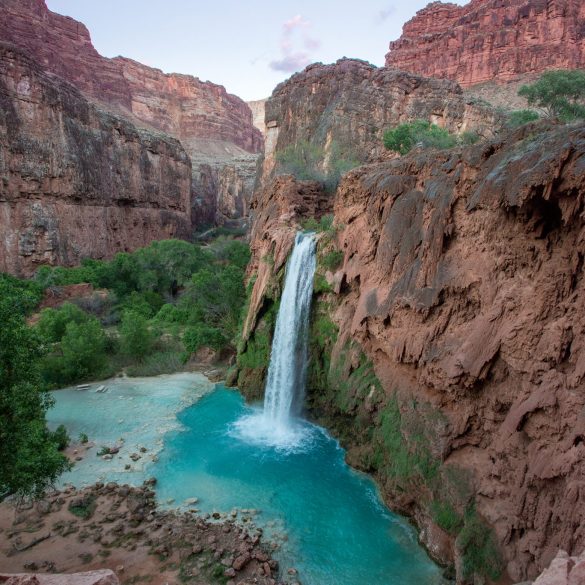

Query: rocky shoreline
[0,482,294,585]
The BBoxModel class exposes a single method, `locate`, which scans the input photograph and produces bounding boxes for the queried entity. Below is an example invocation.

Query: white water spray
[264,231,317,426]
[234,231,317,449]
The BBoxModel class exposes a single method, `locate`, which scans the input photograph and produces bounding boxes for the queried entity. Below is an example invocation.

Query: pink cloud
[270,52,312,73]
[270,14,321,74]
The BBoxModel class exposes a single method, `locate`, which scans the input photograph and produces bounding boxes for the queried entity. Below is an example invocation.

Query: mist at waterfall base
[235,231,317,450]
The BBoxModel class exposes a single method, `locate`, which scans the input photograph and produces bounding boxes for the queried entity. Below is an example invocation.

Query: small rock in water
[185,497,199,506]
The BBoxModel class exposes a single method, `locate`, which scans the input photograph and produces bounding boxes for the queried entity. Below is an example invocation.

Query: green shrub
[313,274,333,294]
[79,432,89,444]
[519,70,585,121]
[43,318,109,385]
[119,311,155,359]
[383,120,457,155]
[459,131,480,146]
[457,507,504,582]
[183,325,226,353]
[154,303,187,324]
[430,500,464,535]
[51,424,70,451]
[506,109,540,128]
[321,250,344,271]
[126,351,184,377]
[0,286,71,498]
[276,140,361,191]
[36,303,90,343]
[68,495,96,520]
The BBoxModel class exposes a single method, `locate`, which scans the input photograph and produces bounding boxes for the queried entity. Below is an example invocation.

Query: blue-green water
[49,377,444,585]
[156,387,443,585]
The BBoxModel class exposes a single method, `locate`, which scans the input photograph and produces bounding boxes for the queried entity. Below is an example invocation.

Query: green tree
[383,120,457,155]
[36,303,90,343]
[506,109,540,128]
[59,318,108,381]
[519,70,585,121]
[183,324,226,353]
[0,293,70,499]
[119,311,154,359]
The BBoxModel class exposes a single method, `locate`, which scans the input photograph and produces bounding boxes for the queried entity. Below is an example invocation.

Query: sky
[45,0,468,102]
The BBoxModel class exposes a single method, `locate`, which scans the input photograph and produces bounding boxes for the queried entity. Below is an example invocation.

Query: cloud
[270,14,320,73]
[303,36,321,50]
[283,14,310,33]
[270,53,312,73]
[378,5,396,21]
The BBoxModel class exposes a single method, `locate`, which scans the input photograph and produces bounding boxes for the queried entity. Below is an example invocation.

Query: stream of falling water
[234,231,316,449]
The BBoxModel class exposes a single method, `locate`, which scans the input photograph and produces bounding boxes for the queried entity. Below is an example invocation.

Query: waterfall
[263,231,317,428]
[234,231,317,449]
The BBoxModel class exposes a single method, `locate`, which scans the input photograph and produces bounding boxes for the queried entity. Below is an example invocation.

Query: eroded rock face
[0,45,192,276]
[0,0,262,154]
[262,59,497,183]
[241,122,585,582]
[0,0,262,247]
[385,0,585,87]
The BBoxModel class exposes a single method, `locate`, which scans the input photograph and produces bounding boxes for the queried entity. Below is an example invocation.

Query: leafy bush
[276,140,361,191]
[459,131,480,146]
[519,70,585,121]
[42,318,109,385]
[179,264,247,342]
[383,120,456,155]
[506,109,540,128]
[51,424,70,451]
[79,432,89,444]
[0,286,71,499]
[154,303,188,324]
[119,311,155,359]
[457,508,504,582]
[321,250,344,272]
[36,303,90,343]
[68,495,96,520]
[430,500,464,535]
[183,324,226,353]
[126,350,184,377]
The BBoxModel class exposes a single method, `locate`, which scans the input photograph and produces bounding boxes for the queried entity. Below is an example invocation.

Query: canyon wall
[385,0,585,87]
[0,0,263,258]
[237,121,585,583]
[0,44,192,277]
[0,0,262,153]
[261,59,498,183]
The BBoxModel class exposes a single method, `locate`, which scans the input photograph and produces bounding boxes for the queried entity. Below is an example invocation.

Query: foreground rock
[0,483,285,585]
[385,0,585,87]
[0,570,119,585]
[238,121,585,583]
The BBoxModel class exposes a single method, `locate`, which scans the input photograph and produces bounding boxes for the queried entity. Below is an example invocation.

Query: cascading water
[264,231,316,425]
[235,231,317,448]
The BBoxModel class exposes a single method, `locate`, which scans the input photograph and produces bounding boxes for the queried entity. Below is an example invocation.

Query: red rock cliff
[262,59,497,183]
[0,44,192,277]
[385,0,585,87]
[0,0,262,153]
[239,121,585,583]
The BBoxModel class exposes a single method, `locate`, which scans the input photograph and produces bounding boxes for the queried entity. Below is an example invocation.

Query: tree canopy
[519,70,585,121]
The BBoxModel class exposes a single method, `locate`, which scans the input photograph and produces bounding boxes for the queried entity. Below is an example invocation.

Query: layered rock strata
[0,0,263,246]
[261,59,497,183]
[385,0,585,87]
[238,122,585,583]
[0,44,192,276]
